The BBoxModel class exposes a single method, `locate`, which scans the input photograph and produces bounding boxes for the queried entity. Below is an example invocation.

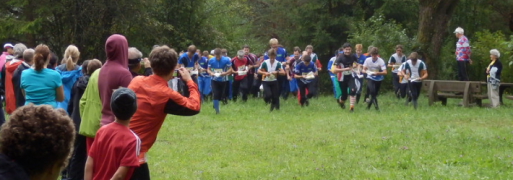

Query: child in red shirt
[85,88,140,180]
[128,45,201,179]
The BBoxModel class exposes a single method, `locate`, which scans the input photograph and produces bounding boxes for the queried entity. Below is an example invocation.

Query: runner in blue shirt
[294,52,318,107]
[178,45,200,97]
[355,44,367,104]
[207,48,232,114]
[198,51,211,103]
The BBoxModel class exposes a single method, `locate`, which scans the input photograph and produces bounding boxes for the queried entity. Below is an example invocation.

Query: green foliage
[148,95,513,179]
[469,31,511,82]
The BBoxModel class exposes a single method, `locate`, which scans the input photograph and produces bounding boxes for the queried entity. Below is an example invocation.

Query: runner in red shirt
[231,50,250,102]
[85,88,140,180]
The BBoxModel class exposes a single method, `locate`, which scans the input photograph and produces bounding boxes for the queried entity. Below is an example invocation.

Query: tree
[417,0,460,79]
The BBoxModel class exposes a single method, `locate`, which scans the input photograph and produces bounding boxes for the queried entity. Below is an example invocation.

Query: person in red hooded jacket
[1,43,27,114]
[98,34,133,126]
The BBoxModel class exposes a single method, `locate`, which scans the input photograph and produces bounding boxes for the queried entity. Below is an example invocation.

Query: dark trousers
[278,76,289,99]
[338,75,356,101]
[367,80,382,107]
[297,79,316,105]
[392,73,400,95]
[263,81,280,108]
[130,163,150,180]
[61,134,87,180]
[247,73,254,96]
[457,61,469,81]
[399,83,409,99]
[252,75,262,97]
[212,80,228,100]
[182,76,197,97]
[409,82,422,101]
[233,77,249,101]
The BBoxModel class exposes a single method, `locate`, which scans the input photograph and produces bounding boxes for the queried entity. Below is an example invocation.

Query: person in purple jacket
[98,34,132,126]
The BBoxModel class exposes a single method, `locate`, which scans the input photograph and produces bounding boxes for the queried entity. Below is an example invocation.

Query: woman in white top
[258,49,285,111]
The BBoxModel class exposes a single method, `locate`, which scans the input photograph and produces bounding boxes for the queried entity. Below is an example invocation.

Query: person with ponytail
[56,45,83,112]
[21,44,64,108]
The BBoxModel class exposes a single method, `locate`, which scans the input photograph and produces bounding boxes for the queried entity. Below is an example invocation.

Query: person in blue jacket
[56,45,82,113]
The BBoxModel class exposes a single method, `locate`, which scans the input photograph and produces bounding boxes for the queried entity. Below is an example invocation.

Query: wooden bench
[506,95,513,100]
[479,82,513,105]
[423,80,482,107]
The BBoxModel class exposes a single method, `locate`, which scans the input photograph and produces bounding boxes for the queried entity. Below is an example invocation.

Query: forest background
[1,0,513,92]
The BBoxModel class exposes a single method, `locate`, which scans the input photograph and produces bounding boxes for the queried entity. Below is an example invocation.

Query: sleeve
[231,58,237,70]
[259,61,267,71]
[54,72,63,88]
[207,59,212,68]
[313,64,318,73]
[294,63,301,75]
[277,62,282,70]
[163,80,201,116]
[362,59,368,68]
[421,62,427,71]
[327,60,333,72]
[226,58,232,68]
[178,56,184,65]
[143,68,153,76]
[316,59,322,68]
[263,52,269,60]
[380,60,387,71]
[389,56,396,64]
[120,139,140,167]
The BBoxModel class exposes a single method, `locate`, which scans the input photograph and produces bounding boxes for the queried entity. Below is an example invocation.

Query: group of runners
[184,38,428,114]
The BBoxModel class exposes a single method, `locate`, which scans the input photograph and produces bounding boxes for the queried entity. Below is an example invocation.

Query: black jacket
[0,154,29,180]
[68,75,89,132]
[12,62,30,108]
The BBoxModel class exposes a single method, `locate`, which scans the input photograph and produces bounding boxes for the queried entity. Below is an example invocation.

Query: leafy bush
[469,30,512,83]
[348,14,418,90]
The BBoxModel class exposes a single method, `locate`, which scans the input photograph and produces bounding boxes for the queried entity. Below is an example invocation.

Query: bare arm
[56,85,65,102]
[420,70,428,80]
[84,157,94,180]
[110,166,132,180]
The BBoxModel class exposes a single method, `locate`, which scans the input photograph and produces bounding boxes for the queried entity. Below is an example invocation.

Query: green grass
[147,94,513,179]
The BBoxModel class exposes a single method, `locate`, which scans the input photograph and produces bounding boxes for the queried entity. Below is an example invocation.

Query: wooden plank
[462,82,470,107]
[506,95,513,100]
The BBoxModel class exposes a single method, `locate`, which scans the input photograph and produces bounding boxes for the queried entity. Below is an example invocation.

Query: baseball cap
[454,27,464,34]
[110,88,138,120]
[3,43,13,49]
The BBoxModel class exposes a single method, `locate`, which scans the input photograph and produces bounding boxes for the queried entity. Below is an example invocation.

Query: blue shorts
[289,78,298,92]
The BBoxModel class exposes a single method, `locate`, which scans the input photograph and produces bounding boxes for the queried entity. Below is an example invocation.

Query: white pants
[487,83,500,107]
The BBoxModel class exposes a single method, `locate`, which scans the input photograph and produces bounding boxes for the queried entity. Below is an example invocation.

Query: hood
[57,64,82,83]
[76,75,90,91]
[105,34,128,67]
[6,60,22,73]
[0,154,29,179]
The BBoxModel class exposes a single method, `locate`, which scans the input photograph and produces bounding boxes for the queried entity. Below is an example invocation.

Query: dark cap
[111,88,138,120]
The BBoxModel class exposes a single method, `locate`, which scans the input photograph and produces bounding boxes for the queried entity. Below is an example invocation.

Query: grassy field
[147,94,513,179]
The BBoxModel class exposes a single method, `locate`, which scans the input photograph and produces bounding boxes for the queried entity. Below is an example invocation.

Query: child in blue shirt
[207,48,232,114]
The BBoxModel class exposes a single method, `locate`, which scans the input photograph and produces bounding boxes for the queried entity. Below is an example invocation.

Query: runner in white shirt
[363,47,387,110]
[401,52,428,109]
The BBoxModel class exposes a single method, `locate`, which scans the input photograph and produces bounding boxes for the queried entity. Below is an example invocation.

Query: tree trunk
[417,0,460,79]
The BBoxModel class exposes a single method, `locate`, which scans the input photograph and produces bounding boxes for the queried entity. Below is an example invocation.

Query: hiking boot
[413,100,418,109]
[305,100,310,107]
[350,105,354,112]
[339,100,345,109]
